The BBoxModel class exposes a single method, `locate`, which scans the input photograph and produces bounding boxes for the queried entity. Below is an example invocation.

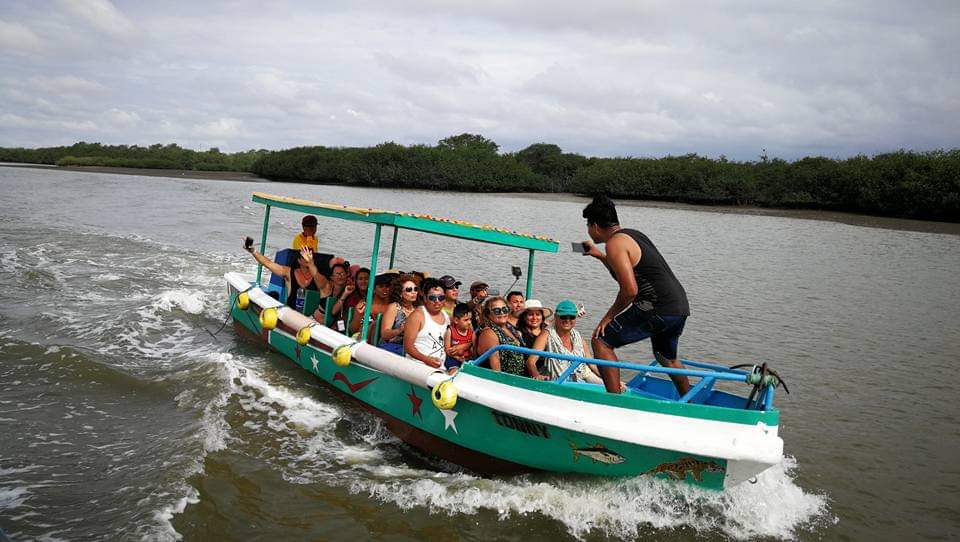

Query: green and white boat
[226,193,785,490]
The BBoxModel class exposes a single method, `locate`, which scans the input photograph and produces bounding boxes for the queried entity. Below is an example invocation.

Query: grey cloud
[376,52,484,86]
[58,0,136,40]
[0,19,45,53]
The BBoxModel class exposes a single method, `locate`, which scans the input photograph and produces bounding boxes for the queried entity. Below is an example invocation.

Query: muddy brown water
[1,166,958,541]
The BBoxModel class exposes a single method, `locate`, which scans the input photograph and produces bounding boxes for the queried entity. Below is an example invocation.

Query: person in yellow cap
[293,215,318,251]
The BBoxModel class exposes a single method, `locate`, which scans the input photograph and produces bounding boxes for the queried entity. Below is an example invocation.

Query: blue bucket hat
[555,300,578,317]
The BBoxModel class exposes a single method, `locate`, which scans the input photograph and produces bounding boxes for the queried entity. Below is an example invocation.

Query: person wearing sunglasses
[476,296,527,376]
[378,274,421,355]
[403,278,450,369]
[526,300,618,388]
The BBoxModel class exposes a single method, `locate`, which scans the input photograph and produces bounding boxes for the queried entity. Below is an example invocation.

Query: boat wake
[191,352,834,541]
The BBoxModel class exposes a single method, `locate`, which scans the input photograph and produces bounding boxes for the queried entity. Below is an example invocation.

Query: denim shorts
[598,304,687,360]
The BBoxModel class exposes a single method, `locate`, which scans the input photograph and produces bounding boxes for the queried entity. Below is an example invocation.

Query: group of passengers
[243,214,608,385]
[247,194,693,396]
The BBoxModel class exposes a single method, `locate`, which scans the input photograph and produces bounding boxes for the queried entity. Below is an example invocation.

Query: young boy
[443,302,475,373]
[293,215,318,251]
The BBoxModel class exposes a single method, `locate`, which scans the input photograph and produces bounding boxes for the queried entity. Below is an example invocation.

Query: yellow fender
[296,325,314,345]
[332,344,352,367]
[431,380,458,410]
[236,291,250,310]
[259,307,278,330]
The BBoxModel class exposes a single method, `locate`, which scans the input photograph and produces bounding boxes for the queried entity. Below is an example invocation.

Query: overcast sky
[1,0,957,160]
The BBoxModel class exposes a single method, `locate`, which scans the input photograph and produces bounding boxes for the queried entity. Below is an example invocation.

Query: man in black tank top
[581,196,691,395]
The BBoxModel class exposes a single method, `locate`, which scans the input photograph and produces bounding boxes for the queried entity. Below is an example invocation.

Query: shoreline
[0,162,264,182]
[3,163,957,235]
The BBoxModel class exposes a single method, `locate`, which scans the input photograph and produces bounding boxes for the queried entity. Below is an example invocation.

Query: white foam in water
[153,289,206,315]
[348,455,830,540]
[0,486,31,510]
[151,486,200,542]
[160,346,835,541]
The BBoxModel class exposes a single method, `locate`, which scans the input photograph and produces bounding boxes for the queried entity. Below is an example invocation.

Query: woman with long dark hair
[242,243,332,320]
[378,274,421,355]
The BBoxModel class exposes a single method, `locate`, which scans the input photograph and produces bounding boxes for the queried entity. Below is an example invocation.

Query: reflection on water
[0,166,958,540]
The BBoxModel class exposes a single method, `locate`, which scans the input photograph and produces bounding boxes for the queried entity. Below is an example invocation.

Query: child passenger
[443,303,475,374]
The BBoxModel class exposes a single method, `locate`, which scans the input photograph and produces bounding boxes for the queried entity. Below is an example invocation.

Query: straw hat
[518,299,553,319]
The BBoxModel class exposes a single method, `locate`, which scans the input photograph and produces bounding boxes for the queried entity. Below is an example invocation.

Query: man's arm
[583,240,614,275]
[594,235,639,339]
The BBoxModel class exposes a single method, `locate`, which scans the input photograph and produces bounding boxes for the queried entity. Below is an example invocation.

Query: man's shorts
[598,303,687,360]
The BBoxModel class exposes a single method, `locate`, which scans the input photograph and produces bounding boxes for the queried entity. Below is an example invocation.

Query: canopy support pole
[360,224,383,342]
[525,249,535,298]
[388,226,399,269]
[256,204,271,284]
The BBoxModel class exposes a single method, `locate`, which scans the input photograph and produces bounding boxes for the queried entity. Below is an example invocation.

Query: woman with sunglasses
[476,295,527,376]
[403,278,450,369]
[379,274,421,355]
[526,300,612,387]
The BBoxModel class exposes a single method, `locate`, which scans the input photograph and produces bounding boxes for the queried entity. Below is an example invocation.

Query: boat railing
[469,344,777,408]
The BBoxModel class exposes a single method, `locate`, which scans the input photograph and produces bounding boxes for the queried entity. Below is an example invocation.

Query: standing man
[581,195,691,395]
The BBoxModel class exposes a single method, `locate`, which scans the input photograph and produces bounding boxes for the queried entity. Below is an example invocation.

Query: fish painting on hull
[569,442,626,465]
[644,457,724,482]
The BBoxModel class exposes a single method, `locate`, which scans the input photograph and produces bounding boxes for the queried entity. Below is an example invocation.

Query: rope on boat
[210,285,255,339]
[730,362,790,410]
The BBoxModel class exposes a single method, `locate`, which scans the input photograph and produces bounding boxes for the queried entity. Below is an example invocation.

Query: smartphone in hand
[244,236,254,251]
[571,241,588,253]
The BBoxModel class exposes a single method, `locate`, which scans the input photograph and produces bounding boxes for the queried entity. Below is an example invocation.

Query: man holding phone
[579,195,690,395]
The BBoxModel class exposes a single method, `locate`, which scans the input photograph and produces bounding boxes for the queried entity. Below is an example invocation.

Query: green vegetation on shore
[0,142,267,172]
[2,136,957,222]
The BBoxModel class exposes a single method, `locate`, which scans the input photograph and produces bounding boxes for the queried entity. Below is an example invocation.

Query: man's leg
[656,352,691,396]
[592,337,622,393]
[653,316,690,395]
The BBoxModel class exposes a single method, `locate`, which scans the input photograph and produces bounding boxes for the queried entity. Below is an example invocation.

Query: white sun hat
[518,299,553,319]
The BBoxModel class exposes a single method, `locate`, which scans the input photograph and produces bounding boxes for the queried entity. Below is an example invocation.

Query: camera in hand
[244,236,254,251]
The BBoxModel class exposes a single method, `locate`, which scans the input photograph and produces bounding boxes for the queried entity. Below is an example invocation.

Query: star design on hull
[295,344,302,360]
[407,386,423,419]
[310,355,320,372]
[440,409,458,433]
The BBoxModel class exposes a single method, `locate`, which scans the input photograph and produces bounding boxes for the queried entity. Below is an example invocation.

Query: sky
[1,0,958,160]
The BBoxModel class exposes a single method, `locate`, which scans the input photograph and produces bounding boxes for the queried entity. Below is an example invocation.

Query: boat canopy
[252,193,559,253]
[250,192,559,342]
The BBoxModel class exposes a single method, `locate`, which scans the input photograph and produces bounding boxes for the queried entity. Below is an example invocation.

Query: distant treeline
[251,134,959,222]
[0,142,267,172]
[2,136,957,221]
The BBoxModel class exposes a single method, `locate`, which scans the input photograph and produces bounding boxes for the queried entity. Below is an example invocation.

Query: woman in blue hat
[526,300,623,390]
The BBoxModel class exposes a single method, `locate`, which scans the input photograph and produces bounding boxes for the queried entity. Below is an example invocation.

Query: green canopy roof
[252,192,559,253]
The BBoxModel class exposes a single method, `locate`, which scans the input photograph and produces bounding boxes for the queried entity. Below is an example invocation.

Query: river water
[1,166,958,541]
